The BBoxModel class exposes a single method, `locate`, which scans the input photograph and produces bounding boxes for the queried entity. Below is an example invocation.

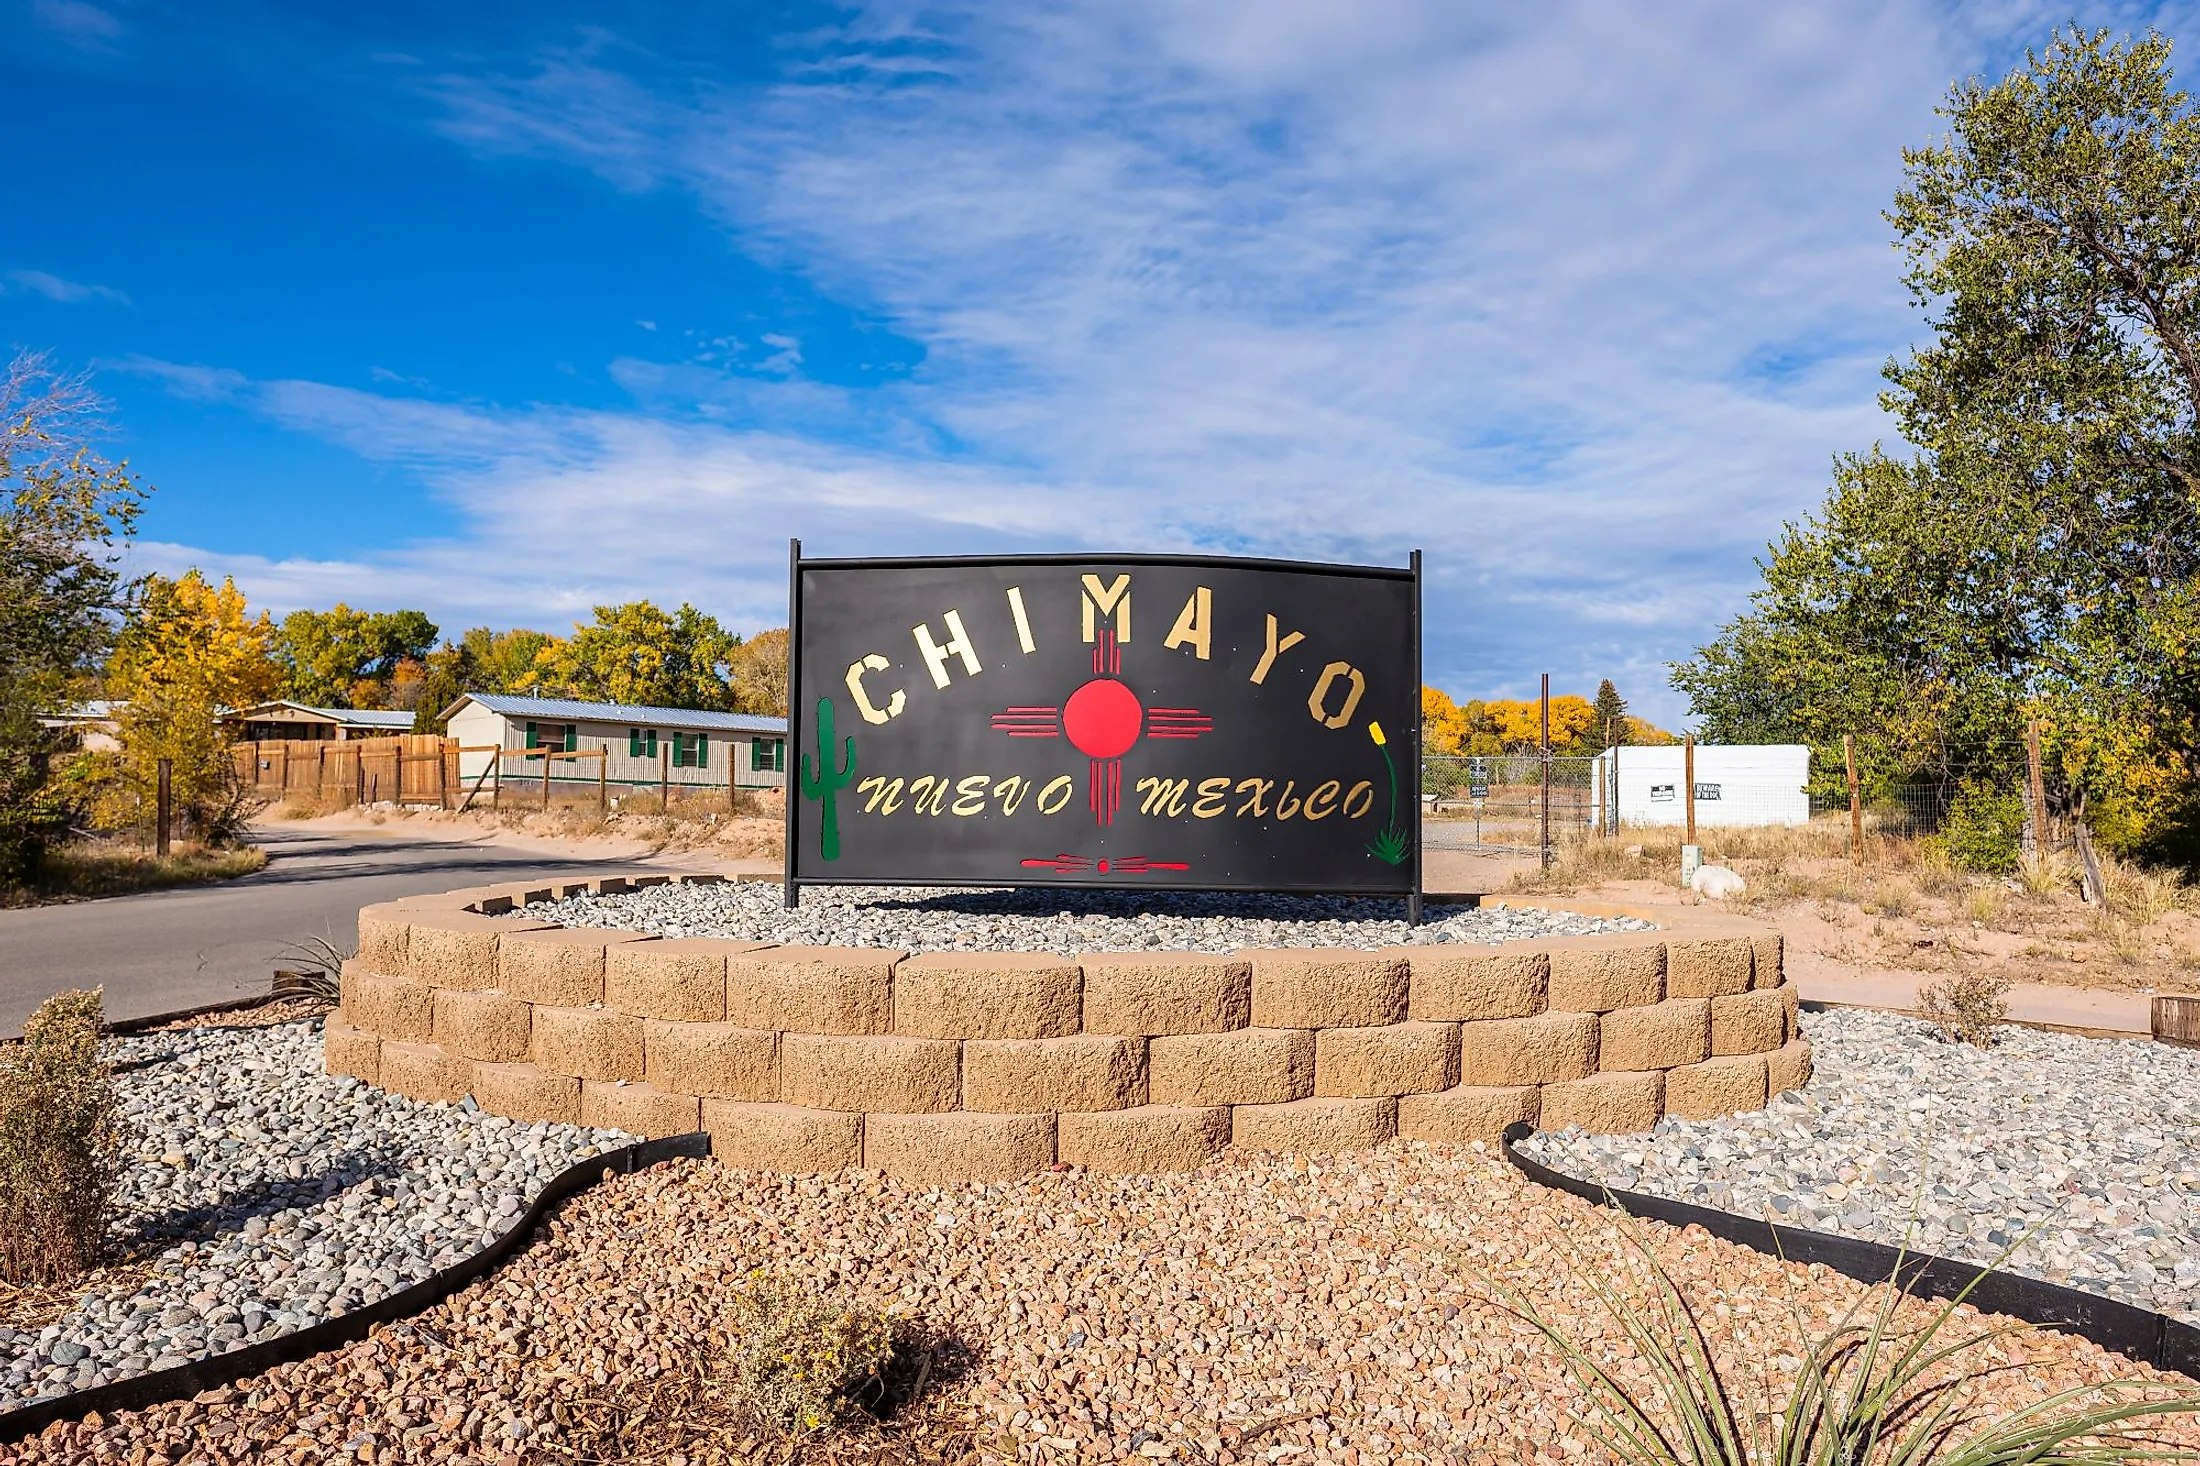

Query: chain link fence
[1420,744,2046,860]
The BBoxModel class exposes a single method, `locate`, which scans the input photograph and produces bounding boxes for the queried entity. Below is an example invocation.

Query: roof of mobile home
[438,693,788,734]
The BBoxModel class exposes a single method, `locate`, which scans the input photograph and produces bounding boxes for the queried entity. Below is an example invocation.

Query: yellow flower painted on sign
[1368,720,1388,747]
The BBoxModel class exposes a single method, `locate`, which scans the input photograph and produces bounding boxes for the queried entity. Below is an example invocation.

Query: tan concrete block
[779,1034,959,1114]
[962,1035,1144,1112]
[1667,938,1755,999]
[1248,950,1408,1029]
[1546,939,1665,1012]
[1058,1106,1229,1173]
[1539,1070,1664,1134]
[323,1018,380,1084]
[431,987,533,1063]
[1314,1022,1459,1098]
[893,951,1082,1040]
[643,1021,777,1101]
[702,1101,862,1174]
[1079,952,1249,1035]
[1781,985,1800,1039]
[1711,989,1787,1056]
[1397,1084,1539,1144]
[1457,1012,1598,1087]
[470,1061,579,1124]
[497,927,651,1007]
[605,938,752,1022]
[530,1005,645,1081]
[337,959,374,1027]
[1406,948,1548,1021]
[1147,1028,1313,1106]
[1751,932,1785,989]
[725,947,897,1035]
[356,903,413,974]
[403,911,554,990]
[1597,998,1710,1073]
[379,1041,469,1105]
[580,1080,703,1139]
[1766,1037,1814,1096]
[863,1111,1055,1183]
[1233,1097,1397,1155]
[346,969,437,1043]
[1666,1054,1768,1120]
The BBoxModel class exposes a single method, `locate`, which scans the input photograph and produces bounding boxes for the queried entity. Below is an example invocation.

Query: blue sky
[4,0,2191,725]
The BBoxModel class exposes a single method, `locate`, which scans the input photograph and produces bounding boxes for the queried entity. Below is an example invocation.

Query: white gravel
[0,1018,632,1408]
[525,881,1653,952]
[1520,1007,2200,1323]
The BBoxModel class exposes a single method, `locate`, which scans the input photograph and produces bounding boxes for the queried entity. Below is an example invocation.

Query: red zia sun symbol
[989,629,1211,827]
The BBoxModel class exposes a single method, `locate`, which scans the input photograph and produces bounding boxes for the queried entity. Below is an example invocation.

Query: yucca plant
[1471,1211,2199,1465]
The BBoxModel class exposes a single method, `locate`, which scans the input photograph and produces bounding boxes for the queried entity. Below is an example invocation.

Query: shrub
[0,988,125,1284]
[1918,972,2010,1047]
[1940,778,2026,874]
[727,1274,897,1435]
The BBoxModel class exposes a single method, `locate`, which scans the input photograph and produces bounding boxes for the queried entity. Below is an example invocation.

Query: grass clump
[1917,972,2012,1047]
[1480,1211,2200,1466]
[5,840,266,906]
[0,989,125,1285]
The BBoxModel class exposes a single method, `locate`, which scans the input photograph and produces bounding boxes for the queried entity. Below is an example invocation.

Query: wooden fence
[232,736,464,807]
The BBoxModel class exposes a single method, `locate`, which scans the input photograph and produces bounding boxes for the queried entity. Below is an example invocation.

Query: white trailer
[1595,744,1811,828]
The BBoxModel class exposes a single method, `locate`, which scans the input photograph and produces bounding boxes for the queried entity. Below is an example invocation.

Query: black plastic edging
[1500,1121,2200,1379]
[0,1131,712,1444]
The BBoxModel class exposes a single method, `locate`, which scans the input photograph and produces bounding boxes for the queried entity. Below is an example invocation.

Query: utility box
[1595,744,1811,828]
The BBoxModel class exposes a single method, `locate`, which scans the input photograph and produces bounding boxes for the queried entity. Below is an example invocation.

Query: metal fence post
[2027,718,2047,853]
[156,758,172,857]
[1845,734,1862,862]
[1538,673,1551,869]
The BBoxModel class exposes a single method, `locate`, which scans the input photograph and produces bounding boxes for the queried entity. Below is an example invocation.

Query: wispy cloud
[135,1,2147,718]
[7,269,130,305]
[29,0,122,51]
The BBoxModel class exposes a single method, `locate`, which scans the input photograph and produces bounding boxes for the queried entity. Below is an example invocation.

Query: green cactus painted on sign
[800,695,857,861]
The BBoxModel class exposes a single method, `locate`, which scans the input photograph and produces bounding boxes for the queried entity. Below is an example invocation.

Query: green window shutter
[525,721,538,750]
[750,739,764,772]
[695,733,707,767]
[648,730,658,758]
[565,725,577,753]
[629,729,641,757]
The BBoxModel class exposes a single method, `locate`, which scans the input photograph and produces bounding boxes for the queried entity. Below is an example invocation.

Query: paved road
[0,825,696,1035]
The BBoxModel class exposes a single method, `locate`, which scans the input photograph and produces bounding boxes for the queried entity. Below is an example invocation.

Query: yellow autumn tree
[106,572,280,842]
[1482,694,1597,751]
[1421,685,1469,755]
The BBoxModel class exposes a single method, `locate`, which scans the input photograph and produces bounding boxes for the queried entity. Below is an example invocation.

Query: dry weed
[0,990,127,1284]
[1917,972,2011,1046]
[1961,885,2006,925]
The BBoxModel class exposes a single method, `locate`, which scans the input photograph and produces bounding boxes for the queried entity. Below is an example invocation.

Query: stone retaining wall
[327,876,1811,1182]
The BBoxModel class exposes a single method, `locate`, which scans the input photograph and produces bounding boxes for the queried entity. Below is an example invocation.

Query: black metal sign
[785,546,1420,899]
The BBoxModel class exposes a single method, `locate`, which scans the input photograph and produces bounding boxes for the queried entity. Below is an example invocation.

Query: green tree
[411,641,479,733]
[0,354,149,884]
[1592,680,1629,748]
[1674,28,2200,860]
[534,601,739,710]
[274,605,438,708]
[460,626,556,693]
